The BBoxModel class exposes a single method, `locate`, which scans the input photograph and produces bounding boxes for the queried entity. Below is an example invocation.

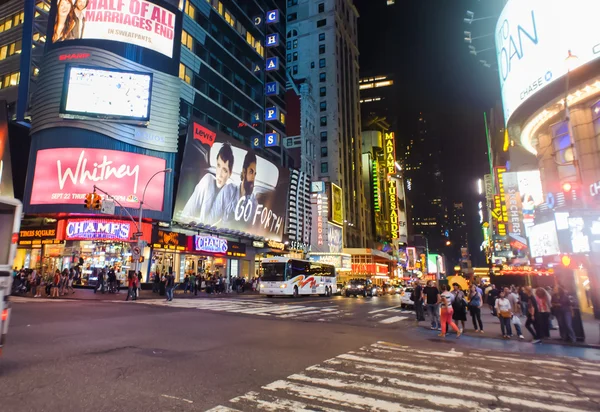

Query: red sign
[59,53,91,60]
[57,219,152,242]
[193,123,216,147]
[30,148,166,211]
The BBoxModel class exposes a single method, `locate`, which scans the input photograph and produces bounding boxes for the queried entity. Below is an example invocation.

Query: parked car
[344,279,379,297]
[401,287,415,308]
[382,283,397,295]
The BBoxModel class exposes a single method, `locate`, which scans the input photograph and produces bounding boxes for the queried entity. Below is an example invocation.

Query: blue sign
[265,107,278,121]
[266,33,279,47]
[266,57,278,71]
[195,235,228,254]
[251,136,262,148]
[265,82,278,96]
[266,9,279,24]
[265,133,279,147]
[251,111,261,123]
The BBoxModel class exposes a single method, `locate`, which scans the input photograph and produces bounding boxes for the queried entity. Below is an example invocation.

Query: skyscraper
[287,0,366,247]
[402,113,448,251]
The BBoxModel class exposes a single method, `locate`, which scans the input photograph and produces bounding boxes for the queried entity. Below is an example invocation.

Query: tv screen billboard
[61,66,152,121]
[51,0,176,58]
[173,122,290,241]
[528,221,560,258]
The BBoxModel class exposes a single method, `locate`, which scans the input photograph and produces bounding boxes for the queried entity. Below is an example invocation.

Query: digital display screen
[62,66,152,121]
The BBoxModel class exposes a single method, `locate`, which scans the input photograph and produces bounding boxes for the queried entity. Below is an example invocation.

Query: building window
[319,44,325,54]
[320,131,327,142]
[287,53,292,63]
[292,52,298,61]
[318,3,325,13]
[0,71,19,90]
[311,62,315,68]
[317,18,326,28]
[224,10,235,27]
[181,30,193,50]
[287,29,298,38]
[321,147,328,157]
[287,41,291,50]
[287,13,297,22]
[293,65,298,75]
[320,87,326,97]
[320,116,327,126]
[321,162,328,173]
[319,33,325,41]
[320,101,327,111]
[179,63,192,84]
[319,58,326,68]
[280,112,286,125]
[288,0,298,5]
[319,72,326,82]
[293,39,298,48]
[184,1,196,19]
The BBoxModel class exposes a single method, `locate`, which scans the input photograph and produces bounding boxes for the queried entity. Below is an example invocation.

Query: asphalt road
[2,294,600,412]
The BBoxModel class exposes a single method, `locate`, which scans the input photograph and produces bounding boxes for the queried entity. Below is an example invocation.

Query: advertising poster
[173,121,290,241]
[0,101,13,197]
[517,170,543,227]
[329,183,343,225]
[29,147,166,211]
[51,0,176,58]
[503,172,527,247]
[528,221,560,258]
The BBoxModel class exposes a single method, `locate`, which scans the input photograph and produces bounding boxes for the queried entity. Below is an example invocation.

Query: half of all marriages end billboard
[173,121,290,242]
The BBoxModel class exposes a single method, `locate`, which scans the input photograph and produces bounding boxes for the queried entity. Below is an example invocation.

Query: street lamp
[136,168,172,276]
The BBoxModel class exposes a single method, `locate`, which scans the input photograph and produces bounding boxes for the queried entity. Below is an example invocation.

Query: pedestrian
[487,284,499,316]
[126,272,136,301]
[190,272,196,295]
[468,284,484,333]
[535,287,552,339]
[45,273,53,297]
[555,286,576,343]
[451,283,467,333]
[519,286,529,318]
[183,275,189,294]
[495,290,513,339]
[439,285,461,338]
[51,269,60,298]
[412,281,425,322]
[137,271,142,298]
[524,286,541,343]
[166,271,175,301]
[423,280,441,330]
[67,268,75,294]
[152,272,160,293]
[95,268,105,294]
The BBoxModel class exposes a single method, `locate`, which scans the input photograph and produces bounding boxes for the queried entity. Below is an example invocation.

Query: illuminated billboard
[496,0,600,123]
[528,220,560,258]
[51,0,176,58]
[29,148,166,211]
[61,66,152,121]
[385,132,399,239]
[173,122,290,241]
[330,183,343,225]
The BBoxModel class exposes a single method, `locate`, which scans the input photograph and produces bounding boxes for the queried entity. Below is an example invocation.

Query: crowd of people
[410,280,578,344]
[150,272,261,301]
[11,267,79,298]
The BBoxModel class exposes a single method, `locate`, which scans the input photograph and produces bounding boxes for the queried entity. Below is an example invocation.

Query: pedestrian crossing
[131,298,347,321]
[207,340,600,412]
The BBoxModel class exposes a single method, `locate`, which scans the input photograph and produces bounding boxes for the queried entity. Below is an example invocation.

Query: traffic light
[84,193,93,209]
[92,193,102,210]
[561,255,572,268]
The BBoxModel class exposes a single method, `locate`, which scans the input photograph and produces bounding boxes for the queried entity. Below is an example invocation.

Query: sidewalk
[416,307,600,348]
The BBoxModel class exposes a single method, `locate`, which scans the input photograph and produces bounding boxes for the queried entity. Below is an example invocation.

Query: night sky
[354,0,503,265]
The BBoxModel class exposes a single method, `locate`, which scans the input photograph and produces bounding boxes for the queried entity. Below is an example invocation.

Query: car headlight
[357,285,363,289]
[280,284,287,289]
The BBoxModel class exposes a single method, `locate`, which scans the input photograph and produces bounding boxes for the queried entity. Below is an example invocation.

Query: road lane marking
[160,394,193,404]
[378,316,408,324]
[368,304,403,314]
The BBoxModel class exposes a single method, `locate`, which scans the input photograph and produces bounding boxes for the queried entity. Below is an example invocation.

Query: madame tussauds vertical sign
[51,0,176,58]
[385,132,399,240]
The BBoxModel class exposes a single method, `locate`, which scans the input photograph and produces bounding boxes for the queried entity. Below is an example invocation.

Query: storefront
[344,248,394,283]
[15,221,64,272]
[52,218,153,285]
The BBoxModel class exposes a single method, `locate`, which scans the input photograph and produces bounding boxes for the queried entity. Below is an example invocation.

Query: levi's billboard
[30,147,166,211]
[50,0,176,58]
[173,121,290,241]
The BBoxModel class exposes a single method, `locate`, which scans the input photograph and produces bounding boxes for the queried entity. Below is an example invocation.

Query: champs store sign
[51,0,176,58]
[385,132,399,240]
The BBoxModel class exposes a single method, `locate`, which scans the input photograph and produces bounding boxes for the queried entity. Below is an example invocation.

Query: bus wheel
[293,286,299,298]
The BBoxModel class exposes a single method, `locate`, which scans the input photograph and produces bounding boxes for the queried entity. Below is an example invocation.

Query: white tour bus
[260,257,337,297]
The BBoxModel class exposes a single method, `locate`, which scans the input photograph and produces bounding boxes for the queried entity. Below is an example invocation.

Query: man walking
[423,280,441,330]
[412,282,425,322]
[166,271,175,302]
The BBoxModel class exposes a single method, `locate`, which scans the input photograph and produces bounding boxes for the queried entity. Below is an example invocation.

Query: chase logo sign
[266,57,278,71]
[266,33,279,47]
[266,82,278,96]
[266,9,279,24]
[194,235,228,254]
[66,220,131,240]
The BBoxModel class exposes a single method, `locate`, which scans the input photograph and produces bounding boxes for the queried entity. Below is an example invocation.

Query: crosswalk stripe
[229,391,344,412]
[368,304,403,314]
[378,316,408,324]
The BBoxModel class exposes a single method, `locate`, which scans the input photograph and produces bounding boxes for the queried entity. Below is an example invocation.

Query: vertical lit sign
[316,193,328,246]
[492,167,508,237]
[251,136,262,148]
[265,82,278,96]
[385,132,399,239]
[266,57,278,71]
[406,247,417,270]
[372,159,380,212]
[266,9,280,24]
[265,107,278,121]
[265,132,279,147]
[266,33,279,47]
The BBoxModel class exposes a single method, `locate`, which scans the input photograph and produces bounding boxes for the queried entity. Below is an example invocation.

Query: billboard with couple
[173,122,290,241]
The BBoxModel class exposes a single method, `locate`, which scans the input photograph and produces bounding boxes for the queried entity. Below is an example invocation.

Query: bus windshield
[262,263,286,281]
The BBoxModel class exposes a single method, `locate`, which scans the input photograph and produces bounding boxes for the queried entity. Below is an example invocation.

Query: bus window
[262,263,286,281]
[290,260,310,278]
